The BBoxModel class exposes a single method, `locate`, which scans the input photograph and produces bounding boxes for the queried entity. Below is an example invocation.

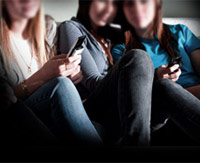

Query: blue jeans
[152,79,200,143]
[24,77,102,145]
[84,49,154,146]
[84,49,200,146]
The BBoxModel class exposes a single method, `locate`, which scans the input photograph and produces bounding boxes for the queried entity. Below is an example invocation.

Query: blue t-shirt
[111,24,200,88]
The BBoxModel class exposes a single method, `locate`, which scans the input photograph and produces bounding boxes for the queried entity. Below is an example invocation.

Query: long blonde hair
[0,0,48,75]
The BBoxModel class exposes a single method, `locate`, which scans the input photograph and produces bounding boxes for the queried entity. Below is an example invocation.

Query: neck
[91,22,99,34]
[10,18,29,40]
[135,24,154,39]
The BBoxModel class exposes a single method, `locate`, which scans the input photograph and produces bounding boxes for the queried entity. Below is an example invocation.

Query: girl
[112,0,200,98]
[112,0,200,143]
[58,0,155,146]
[0,0,102,145]
[59,0,200,145]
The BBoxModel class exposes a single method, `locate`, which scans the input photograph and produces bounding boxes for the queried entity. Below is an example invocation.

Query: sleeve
[58,21,105,91]
[111,44,125,64]
[180,24,200,54]
[45,15,58,58]
[0,47,8,82]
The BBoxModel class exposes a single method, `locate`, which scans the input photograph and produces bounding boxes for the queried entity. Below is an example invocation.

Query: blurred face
[89,0,118,28]
[4,0,41,21]
[123,0,155,30]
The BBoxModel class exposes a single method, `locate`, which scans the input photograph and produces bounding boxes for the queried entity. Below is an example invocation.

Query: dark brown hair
[117,0,178,58]
[77,0,93,30]
[77,0,122,65]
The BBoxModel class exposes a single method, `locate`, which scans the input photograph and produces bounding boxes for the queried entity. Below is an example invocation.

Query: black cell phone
[167,56,182,69]
[67,35,86,57]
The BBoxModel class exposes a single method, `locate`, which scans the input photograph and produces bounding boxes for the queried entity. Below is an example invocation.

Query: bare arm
[190,49,200,76]
[183,49,200,99]
[13,54,82,99]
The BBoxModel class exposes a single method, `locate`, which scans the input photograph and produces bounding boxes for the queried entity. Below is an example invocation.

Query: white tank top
[9,32,40,79]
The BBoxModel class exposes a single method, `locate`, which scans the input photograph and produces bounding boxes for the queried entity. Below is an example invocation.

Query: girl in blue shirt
[111,0,200,143]
[112,0,200,99]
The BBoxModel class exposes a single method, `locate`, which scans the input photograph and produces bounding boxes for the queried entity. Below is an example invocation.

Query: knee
[155,78,182,92]
[122,49,154,73]
[53,77,76,94]
[120,49,154,77]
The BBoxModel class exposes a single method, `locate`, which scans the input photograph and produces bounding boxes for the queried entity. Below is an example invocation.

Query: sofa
[1,17,200,162]
[163,17,200,37]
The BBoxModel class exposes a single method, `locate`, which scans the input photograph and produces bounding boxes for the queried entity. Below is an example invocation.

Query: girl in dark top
[58,0,200,145]
[59,0,155,145]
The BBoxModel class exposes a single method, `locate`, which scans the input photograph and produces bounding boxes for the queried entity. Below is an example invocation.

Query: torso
[112,24,200,88]
[10,32,40,80]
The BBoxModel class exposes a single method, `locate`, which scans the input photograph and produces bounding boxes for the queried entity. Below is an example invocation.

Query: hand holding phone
[167,56,182,68]
[166,56,182,74]
[66,35,86,57]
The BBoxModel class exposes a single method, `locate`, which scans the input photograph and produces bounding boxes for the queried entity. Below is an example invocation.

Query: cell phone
[167,56,182,69]
[66,35,86,57]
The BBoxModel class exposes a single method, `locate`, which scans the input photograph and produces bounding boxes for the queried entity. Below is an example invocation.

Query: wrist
[37,67,49,83]
[20,80,30,98]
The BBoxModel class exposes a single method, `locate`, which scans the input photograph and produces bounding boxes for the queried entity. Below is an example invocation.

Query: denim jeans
[24,77,102,145]
[84,49,200,146]
[84,49,155,146]
[152,79,200,143]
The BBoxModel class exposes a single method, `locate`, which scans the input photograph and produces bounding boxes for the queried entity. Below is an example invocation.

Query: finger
[70,71,83,82]
[163,74,170,79]
[57,65,67,76]
[67,54,82,63]
[169,73,177,79]
[177,68,182,76]
[61,69,74,77]
[62,66,79,77]
[167,64,180,74]
[158,65,170,75]
[56,58,70,66]
[65,59,81,70]
[172,78,177,82]
[72,76,83,85]
[174,69,182,82]
[51,54,66,60]
[68,66,81,78]
[71,48,84,57]
[70,71,83,84]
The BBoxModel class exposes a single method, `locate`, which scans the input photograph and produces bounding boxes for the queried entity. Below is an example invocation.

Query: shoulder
[167,24,190,35]
[59,17,86,34]
[0,45,8,82]
[45,15,57,47]
[45,15,57,40]
[45,15,57,34]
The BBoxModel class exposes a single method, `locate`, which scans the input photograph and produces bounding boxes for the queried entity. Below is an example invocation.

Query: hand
[39,54,69,82]
[66,54,83,84]
[157,64,181,82]
[70,70,83,85]
[39,53,82,84]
